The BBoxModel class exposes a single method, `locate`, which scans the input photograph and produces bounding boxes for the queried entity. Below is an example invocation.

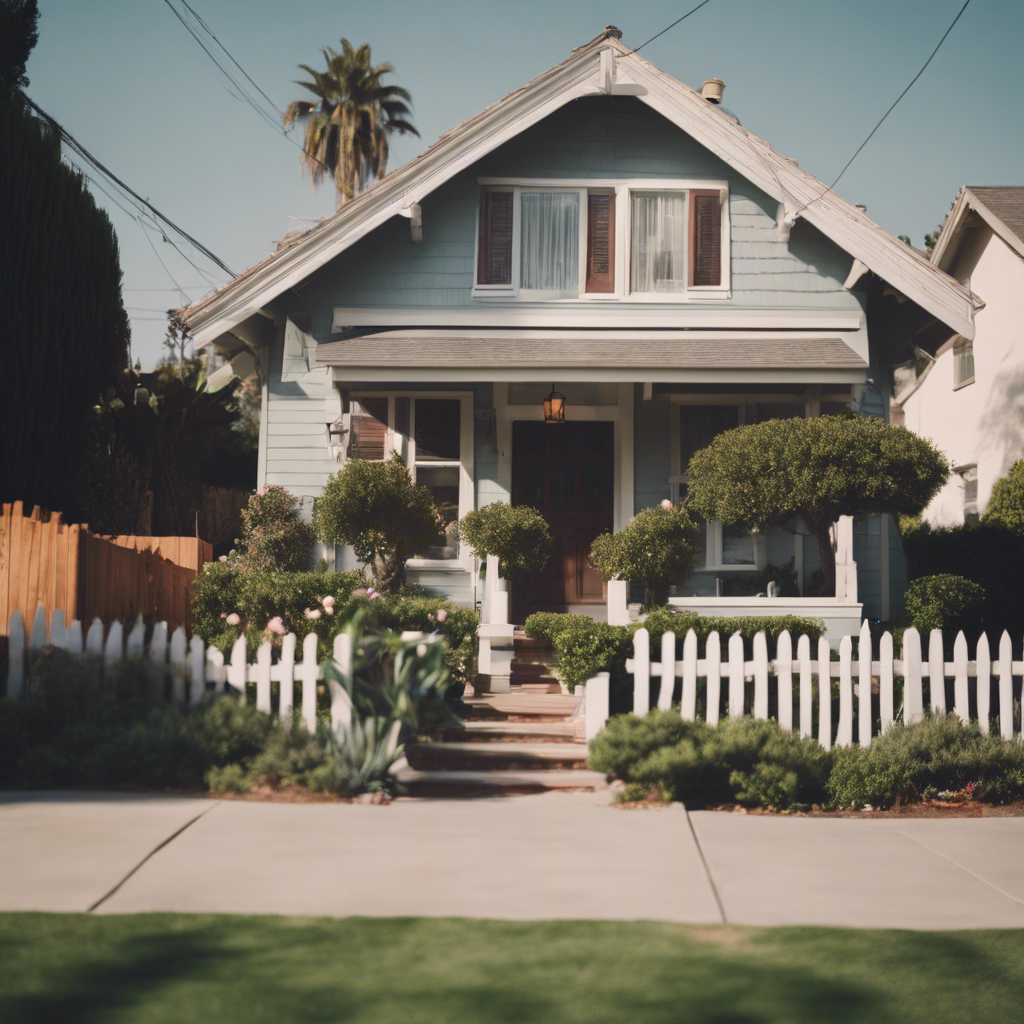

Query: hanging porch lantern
[543,384,566,423]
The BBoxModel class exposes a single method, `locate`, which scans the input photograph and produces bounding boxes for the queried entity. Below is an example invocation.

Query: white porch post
[607,579,630,626]
[477,554,513,693]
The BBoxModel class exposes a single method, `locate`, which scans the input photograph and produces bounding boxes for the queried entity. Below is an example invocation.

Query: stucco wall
[902,227,1024,526]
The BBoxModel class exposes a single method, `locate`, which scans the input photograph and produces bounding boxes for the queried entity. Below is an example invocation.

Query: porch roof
[316,328,867,383]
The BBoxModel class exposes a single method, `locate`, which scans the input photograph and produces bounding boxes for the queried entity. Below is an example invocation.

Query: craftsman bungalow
[180,28,978,632]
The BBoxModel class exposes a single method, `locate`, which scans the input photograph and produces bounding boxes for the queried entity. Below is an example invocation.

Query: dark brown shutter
[477,190,513,285]
[586,191,615,293]
[351,398,388,460]
[690,191,722,287]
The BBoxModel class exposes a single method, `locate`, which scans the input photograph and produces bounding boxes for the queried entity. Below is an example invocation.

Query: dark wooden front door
[511,421,614,620]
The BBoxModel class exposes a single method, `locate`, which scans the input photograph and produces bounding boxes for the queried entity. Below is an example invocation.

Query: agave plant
[324,716,405,795]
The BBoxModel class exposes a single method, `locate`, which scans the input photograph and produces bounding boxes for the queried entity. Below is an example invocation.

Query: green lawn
[0,914,1020,1023]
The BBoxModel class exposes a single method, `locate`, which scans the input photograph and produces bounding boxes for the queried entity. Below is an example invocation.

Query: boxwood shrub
[904,574,985,636]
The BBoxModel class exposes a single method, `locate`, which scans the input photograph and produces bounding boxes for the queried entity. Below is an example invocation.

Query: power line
[797,0,972,216]
[21,93,236,278]
[632,0,716,53]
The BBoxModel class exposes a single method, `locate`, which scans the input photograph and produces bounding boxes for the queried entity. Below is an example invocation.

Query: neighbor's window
[349,394,471,564]
[959,464,978,518]
[954,339,975,389]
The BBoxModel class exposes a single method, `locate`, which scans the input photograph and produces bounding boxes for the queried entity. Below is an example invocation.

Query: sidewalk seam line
[683,808,728,924]
[892,826,1024,908]
[86,801,221,913]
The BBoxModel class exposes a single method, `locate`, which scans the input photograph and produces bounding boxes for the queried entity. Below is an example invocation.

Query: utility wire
[22,93,236,278]
[796,0,972,215]
[632,0,716,53]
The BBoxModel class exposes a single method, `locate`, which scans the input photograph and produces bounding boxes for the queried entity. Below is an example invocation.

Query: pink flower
[220,612,227,619]
[218,554,228,563]
[304,608,321,620]
[660,499,674,511]
[436,608,447,623]
[323,606,334,616]
[368,589,381,600]
[266,616,286,635]
[322,595,335,609]
[226,613,241,626]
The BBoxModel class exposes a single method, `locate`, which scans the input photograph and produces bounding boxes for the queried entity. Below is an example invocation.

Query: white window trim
[473,177,730,302]
[351,391,475,572]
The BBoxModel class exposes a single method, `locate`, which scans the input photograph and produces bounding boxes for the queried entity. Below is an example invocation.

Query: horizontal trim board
[332,307,864,331]
[331,366,866,384]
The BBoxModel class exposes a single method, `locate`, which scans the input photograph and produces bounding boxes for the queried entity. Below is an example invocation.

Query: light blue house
[181,28,978,631]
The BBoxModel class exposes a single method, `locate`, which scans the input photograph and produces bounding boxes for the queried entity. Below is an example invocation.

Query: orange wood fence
[0,502,211,635]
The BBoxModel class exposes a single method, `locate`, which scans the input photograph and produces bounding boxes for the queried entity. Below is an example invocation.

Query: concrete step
[395,766,608,797]
[460,720,580,743]
[509,680,563,694]
[463,694,580,721]
[408,741,589,772]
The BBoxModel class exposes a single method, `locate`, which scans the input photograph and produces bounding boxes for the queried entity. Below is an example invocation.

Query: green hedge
[191,565,478,689]
[904,574,985,635]
[588,709,1024,810]
[524,608,825,709]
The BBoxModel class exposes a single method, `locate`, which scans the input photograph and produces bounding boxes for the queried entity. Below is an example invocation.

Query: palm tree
[283,39,418,207]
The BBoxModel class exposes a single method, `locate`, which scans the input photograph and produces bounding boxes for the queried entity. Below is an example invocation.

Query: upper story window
[953,338,975,389]
[474,178,728,301]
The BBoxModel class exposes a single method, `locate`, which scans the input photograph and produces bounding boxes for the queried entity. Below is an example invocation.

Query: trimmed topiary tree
[236,485,315,572]
[589,504,699,609]
[457,502,551,578]
[312,456,439,591]
[687,415,949,597]
[984,459,1024,532]
[904,574,986,635]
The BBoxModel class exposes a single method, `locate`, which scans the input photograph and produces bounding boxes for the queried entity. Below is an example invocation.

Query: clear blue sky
[26,0,1024,367]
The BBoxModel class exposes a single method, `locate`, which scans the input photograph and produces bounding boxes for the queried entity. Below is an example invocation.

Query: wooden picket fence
[0,502,211,637]
[4,604,354,734]
[583,620,1024,745]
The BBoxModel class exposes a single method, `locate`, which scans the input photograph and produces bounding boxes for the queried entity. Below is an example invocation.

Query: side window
[959,464,978,519]
[954,339,975,389]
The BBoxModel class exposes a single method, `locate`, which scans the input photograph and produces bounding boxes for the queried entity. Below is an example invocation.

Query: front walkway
[3,791,1024,928]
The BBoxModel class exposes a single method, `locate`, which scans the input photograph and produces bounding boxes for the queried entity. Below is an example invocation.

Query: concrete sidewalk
[2,791,1024,929]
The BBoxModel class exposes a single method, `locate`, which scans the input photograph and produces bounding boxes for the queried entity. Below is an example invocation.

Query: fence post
[797,634,812,738]
[776,630,792,731]
[681,629,698,722]
[227,635,247,696]
[607,579,630,626]
[928,629,946,714]
[206,645,226,693]
[126,617,145,659]
[633,627,650,716]
[836,635,853,747]
[299,632,319,733]
[7,610,24,698]
[188,636,206,703]
[817,636,832,750]
[148,621,168,702]
[705,631,721,726]
[255,640,272,713]
[879,631,894,733]
[169,627,188,703]
[658,631,676,710]
[858,620,873,747]
[752,632,769,720]
[30,602,47,650]
[998,632,1013,741]
[85,618,104,657]
[953,631,969,724]
[50,609,67,649]
[585,672,610,741]
[328,631,353,732]
[903,628,923,724]
[727,633,744,720]
[103,620,123,677]
[278,632,297,720]
[975,633,991,735]
[66,619,83,655]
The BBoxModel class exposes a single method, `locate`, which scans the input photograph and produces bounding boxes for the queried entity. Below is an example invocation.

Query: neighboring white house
[897,187,1024,526]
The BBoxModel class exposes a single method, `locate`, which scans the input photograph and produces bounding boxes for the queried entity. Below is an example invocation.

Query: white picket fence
[583,620,1024,745]
[4,604,353,733]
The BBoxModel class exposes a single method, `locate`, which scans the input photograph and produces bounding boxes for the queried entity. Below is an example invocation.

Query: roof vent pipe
[604,25,622,39]
[701,78,725,104]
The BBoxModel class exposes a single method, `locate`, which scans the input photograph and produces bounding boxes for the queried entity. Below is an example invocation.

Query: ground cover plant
[3,914,1024,1024]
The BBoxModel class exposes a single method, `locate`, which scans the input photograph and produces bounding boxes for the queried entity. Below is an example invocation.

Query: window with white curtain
[519,191,580,295]
[630,192,688,293]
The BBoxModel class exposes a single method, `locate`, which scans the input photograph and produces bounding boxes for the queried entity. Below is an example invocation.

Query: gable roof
[931,185,1024,271]
[178,29,978,346]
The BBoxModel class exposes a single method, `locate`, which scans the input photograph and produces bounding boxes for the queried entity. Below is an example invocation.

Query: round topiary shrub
[984,459,1024,532]
[589,504,698,609]
[904,574,986,634]
[235,485,315,572]
[457,502,551,577]
[312,456,439,591]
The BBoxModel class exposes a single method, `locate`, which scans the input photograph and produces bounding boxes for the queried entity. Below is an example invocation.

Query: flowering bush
[234,485,315,572]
